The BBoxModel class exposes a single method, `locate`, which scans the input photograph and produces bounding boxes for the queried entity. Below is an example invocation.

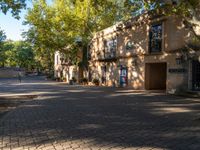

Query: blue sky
[0,9,28,41]
[0,0,52,41]
[0,1,33,41]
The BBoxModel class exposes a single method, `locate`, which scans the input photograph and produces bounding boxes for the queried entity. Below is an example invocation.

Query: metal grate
[192,60,200,91]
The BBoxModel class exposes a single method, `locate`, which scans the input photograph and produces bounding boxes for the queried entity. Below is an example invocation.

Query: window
[149,23,162,53]
[104,38,117,58]
[126,41,134,51]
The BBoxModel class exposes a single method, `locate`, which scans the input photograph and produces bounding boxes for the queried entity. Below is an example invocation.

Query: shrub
[82,77,88,83]
[62,77,66,82]
[55,77,60,81]
[81,77,88,85]
[72,77,77,83]
[92,78,99,86]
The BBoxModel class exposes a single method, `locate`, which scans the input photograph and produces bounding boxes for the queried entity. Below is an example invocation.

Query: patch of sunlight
[161,132,190,139]
[129,93,165,98]
[0,91,61,97]
[67,90,86,93]
[37,95,63,100]
[32,139,129,150]
[11,82,59,86]
[135,147,164,150]
[154,107,193,114]
[106,92,142,97]
[150,102,200,107]
[86,90,103,93]
[132,71,138,77]
[21,104,43,108]
[77,124,104,130]
[109,92,166,97]
[181,127,200,132]
[115,90,145,93]
[0,93,38,97]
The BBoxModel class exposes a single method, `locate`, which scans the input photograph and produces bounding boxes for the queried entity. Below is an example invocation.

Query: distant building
[88,12,200,93]
[54,49,84,83]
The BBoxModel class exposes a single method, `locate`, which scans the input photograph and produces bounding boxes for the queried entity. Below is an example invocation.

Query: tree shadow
[0,85,200,149]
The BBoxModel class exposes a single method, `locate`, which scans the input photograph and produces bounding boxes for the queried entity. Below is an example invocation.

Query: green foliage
[0,40,38,70]
[81,77,88,84]
[23,0,200,70]
[0,41,14,67]
[0,29,6,66]
[14,41,35,69]
[0,0,26,67]
[72,76,77,83]
[24,0,121,69]
[122,0,200,43]
[0,28,6,44]
[92,78,99,86]
[0,0,26,19]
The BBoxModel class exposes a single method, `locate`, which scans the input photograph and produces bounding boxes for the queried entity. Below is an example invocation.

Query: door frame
[192,60,200,91]
[145,62,167,90]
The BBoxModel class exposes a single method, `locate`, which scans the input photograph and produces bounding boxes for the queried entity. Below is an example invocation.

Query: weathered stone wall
[0,68,25,78]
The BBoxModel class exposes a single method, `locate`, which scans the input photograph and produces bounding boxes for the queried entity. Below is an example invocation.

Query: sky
[0,10,28,41]
[0,1,33,41]
[0,0,53,41]
[0,0,52,41]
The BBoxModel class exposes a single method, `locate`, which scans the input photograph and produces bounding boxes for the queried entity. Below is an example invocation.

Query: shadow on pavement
[0,77,200,150]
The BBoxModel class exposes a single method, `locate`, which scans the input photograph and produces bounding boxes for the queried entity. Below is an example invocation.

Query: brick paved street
[0,77,200,150]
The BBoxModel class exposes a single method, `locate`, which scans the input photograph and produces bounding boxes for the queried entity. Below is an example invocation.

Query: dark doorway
[78,67,83,83]
[88,70,92,82]
[101,66,106,84]
[145,63,167,90]
[192,60,200,91]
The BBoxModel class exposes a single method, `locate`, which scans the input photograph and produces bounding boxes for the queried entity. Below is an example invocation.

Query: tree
[0,28,6,44]
[23,0,57,72]
[0,40,36,70]
[164,0,200,46]
[0,28,7,67]
[13,41,35,70]
[24,0,121,73]
[0,0,26,19]
[121,0,200,49]
[0,0,26,66]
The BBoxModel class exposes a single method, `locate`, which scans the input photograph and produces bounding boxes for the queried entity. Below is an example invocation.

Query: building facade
[88,13,200,93]
[54,51,83,83]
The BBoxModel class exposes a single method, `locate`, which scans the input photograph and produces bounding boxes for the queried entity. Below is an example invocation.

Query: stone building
[54,50,84,83]
[88,12,200,93]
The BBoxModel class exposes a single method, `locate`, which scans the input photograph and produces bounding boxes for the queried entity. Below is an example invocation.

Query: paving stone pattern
[0,77,200,150]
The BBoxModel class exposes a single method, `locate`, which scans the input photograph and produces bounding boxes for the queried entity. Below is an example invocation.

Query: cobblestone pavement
[0,77,200,150]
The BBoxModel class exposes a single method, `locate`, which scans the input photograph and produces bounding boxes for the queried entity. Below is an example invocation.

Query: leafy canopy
[0,40,37,70]
[0,0,26,19]
[24,0,121,68]
[24,0,200,69]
